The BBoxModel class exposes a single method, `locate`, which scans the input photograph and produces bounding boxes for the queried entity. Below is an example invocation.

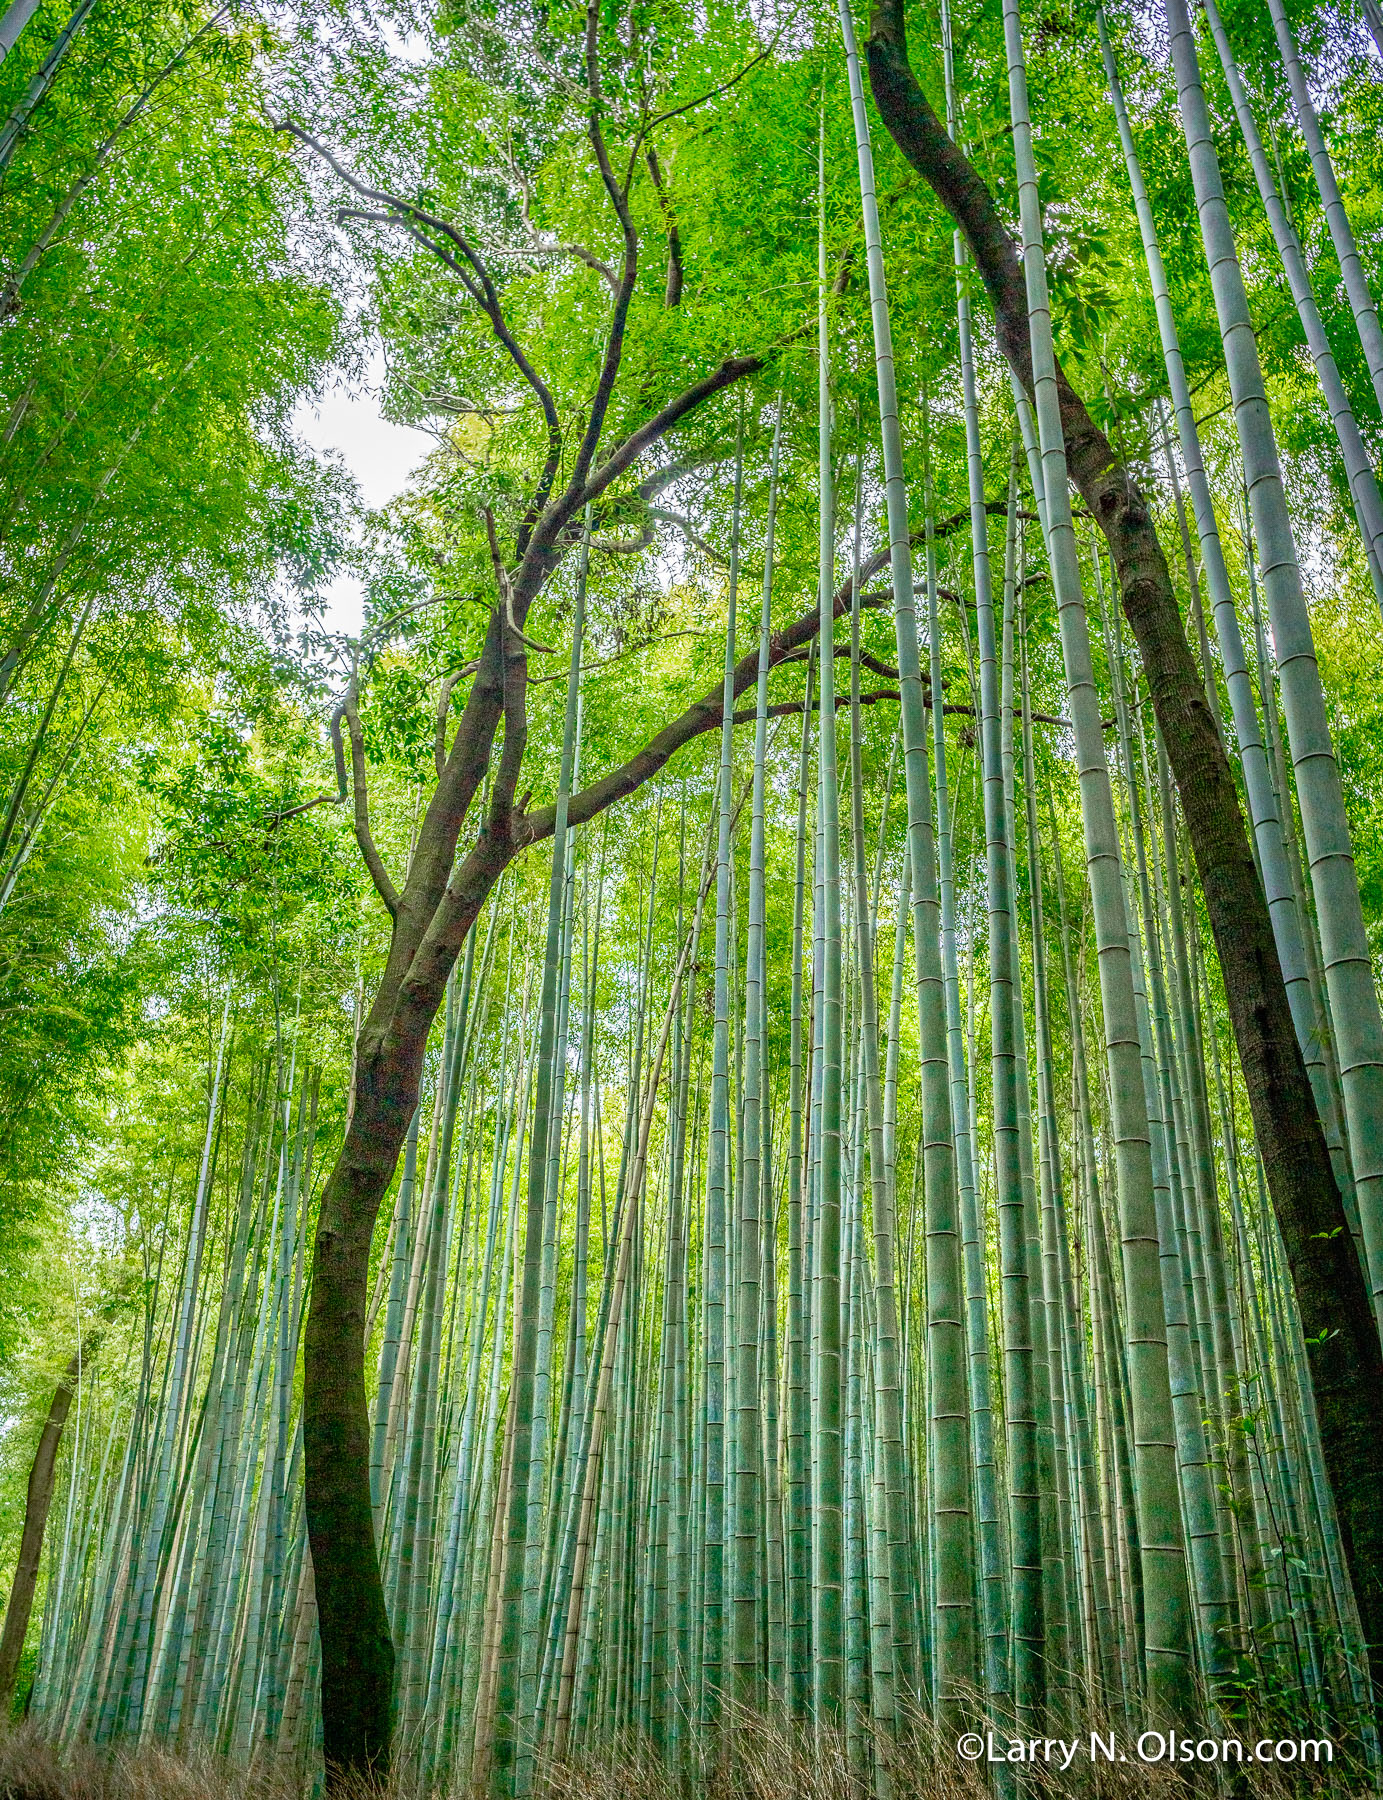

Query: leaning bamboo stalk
[928,2,1009,1668]
[979,452,1043,1729]
[811,110,845,1730]
[1048,796,1136,1719]
[1194,0,1383,614]
[125,989,233,1735]
[1105,617,1239,1690]
[646,800,691,1751]
[732,401,778,1714]
[698,414,744,1736]
[492,508,589,1797]
[844,455,899,1738]
[1162,0,1383,1346]
[785,642,815,1721]
[452,1082,526,1771]
[1261,0,1383,425]
[1001,533,1063,1713]
[1016,616,1086,1724]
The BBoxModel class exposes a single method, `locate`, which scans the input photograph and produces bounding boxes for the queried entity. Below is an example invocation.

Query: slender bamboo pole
[838,0,972,1719]
[1004,0,1196,1722]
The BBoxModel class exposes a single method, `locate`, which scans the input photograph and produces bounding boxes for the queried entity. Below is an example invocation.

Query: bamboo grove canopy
[0,0,1382,1790]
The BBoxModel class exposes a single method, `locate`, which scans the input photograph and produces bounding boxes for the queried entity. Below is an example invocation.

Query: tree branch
[579,355,766,515]
[645,146,683,307]
[547,0,641,502]
[518,543,894,844]
[335,693,400,917]
[277,120,565,548]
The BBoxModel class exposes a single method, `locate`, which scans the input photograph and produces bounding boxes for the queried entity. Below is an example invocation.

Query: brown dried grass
[0,1713,1364,1800]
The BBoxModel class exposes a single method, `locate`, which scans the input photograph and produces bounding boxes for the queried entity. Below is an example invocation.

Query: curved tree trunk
[305,600,519,1774]
[303,465,916,1777]
[0,1343,95,1716]
[863,0,1383,1706]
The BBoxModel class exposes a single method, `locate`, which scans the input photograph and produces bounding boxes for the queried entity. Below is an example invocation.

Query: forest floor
[0,1721,1356,1800]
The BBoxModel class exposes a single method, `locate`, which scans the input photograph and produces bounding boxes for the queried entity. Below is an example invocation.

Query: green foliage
[148,705,362,980]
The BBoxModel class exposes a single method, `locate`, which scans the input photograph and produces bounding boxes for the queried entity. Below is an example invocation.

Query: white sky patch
[381,18,430,64]
[293,351,433,636]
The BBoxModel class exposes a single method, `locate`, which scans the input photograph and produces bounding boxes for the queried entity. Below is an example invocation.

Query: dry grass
[0,1716,1366,1800]
[533,1708,1359,1800]
[0,1728,301,1800]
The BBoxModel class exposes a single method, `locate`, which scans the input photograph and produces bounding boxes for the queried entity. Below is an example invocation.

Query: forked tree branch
[277,120,565,545]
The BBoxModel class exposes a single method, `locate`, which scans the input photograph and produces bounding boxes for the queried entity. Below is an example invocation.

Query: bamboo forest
[3,0,1383,1791]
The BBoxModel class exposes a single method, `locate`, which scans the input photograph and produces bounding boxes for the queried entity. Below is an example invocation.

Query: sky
[291,354,434,636]
[287,17,434,638]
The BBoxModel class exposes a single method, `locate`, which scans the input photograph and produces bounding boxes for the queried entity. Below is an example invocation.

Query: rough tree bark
[864,0,1383,1706]
[0,1343,94,1716]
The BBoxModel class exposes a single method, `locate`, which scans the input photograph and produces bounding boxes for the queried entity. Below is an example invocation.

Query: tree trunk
[0,1345,93,1716]
[863,0,1383,1705]
[304,835,511,1778]
[303,480,903,1777]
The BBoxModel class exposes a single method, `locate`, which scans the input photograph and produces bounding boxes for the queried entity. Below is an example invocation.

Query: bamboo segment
[1162,0,1383,1336]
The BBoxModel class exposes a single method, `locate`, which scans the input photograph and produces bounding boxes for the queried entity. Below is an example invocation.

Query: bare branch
[277,119,565,544]
[334,693,400,917]
[553,237,620,293]
[264,792,344,828]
